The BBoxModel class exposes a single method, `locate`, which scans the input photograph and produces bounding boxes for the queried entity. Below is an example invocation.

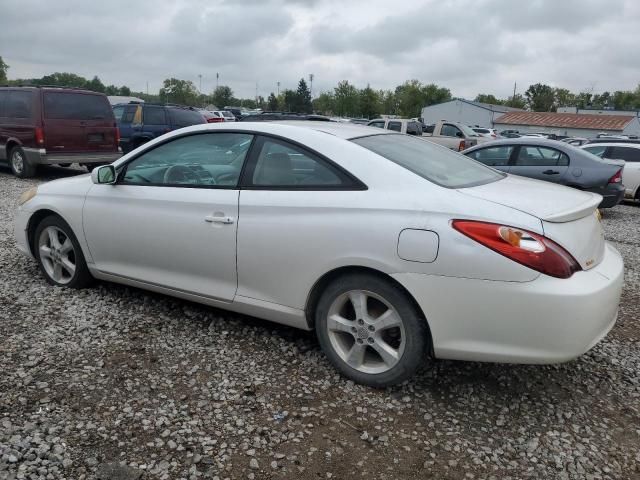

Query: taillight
[35,127,45,146]
[458,140,466,151]
[207,117,224,123]
[452,220,581,279]
[608,168,622,184]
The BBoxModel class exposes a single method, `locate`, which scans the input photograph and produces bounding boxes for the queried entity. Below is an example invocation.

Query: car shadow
[0,164,88,181]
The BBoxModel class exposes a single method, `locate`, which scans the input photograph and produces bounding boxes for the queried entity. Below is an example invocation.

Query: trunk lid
[460,174,605,270]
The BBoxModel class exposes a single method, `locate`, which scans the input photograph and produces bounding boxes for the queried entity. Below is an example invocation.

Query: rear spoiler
[543,194,602,223]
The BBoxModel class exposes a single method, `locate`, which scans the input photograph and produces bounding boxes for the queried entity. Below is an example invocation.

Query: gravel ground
[1,166,639,480]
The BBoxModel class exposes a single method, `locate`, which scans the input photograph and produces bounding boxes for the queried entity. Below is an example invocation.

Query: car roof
[271,120,390,139]
[464,137,569,151]
[582,142,640,149]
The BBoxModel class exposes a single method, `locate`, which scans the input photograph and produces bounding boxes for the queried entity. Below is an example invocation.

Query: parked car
[581,142,640,202]
[198,109,225,123]
[349,118,370,125]
[367,118,423,136]
[113,103,206,153]
[471,127,500,139]
[219,110,236,122]
[15,122,623,387]
[500,129,520,137]
[561,137,589,146]
[0,86,120,177]
[223,107,244,120]
[463,138,625,208]
[421,120,481,150]
[240,112,331,122]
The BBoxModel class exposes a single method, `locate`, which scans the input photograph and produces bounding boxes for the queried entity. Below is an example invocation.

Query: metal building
[420,99,524,128]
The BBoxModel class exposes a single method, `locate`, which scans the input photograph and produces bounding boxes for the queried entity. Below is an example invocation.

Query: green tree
[504,93,526,109]
[591,91,611,109]
[267,92,279,111]
[333,80,359,117]
[295,78,312,113]
[359,85,380,119]
[474,94,502,105]
[212,85,234,108]
[395,80,451,117]
[0,56,8,83]
[525,83,556,111]
[119,85,131,96]
[379,90,397,115]
[553,88,576,108]
[38,72,88,88]
[574,92,593,109]
[86,75,106,93]
[159,78,199,106]
[282,89,298,111]
[312,92,335,115]
[612,90,635,110]
[421,83,451,108]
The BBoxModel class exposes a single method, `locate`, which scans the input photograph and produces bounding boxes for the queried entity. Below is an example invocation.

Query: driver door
[82,132,254,302]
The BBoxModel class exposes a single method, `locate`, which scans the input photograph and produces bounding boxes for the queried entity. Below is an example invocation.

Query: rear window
[169,108,206,127]
[352,134,505,188]
[5,91,33,118]
[44,92,112,120]
[143,106,167,125]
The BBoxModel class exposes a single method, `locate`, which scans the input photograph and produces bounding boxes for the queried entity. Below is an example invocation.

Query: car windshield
[352,134,505,188]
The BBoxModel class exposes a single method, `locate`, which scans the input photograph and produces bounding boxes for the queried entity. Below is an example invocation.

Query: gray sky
[1,0,638,99]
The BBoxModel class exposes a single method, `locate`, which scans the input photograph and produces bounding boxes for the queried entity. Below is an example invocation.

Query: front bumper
[14,205,34,258]
[23,148,122,165]
[392,242,624,364]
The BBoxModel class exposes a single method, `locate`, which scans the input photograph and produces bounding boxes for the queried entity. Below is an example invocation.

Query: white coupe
[15,122,624,387]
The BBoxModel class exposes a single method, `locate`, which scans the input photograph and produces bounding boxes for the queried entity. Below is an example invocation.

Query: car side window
[467,146,513,166]
[441,124,462,137]
[608,146,640,162]
[250,138,348,188]
[368,121,385,129]
[583,145,606,157]
[121,133,253,187]
[515,146,569,167]
[143,106,167,125]
[112,105,125,122]
[387,121,402,132]
[0,91,7,116]
[5,91,33,118]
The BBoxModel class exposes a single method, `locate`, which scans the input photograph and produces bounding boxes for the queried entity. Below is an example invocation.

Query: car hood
[459,174,602,223]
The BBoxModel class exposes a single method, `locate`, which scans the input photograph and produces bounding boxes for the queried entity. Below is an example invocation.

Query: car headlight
[18,187,38,206]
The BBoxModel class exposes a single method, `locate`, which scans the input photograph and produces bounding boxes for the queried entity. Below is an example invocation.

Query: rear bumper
[23,148,122,165]
[392,242,624,364]
[589,184,625,208]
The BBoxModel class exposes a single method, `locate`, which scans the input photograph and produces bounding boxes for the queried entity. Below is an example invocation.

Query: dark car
[463,138,625,208]
[239,112,332,122]
[113,103,206,153]
[0,86,120,177]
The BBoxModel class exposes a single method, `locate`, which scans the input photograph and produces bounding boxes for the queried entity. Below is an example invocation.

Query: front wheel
[315,274,429,387]
[34,215,93,288]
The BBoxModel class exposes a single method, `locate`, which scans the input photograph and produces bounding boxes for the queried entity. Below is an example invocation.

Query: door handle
[204,214,235,224]
[542,169,560,175]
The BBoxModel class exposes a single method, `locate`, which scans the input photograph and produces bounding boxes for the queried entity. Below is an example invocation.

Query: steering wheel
[163,164,215,185]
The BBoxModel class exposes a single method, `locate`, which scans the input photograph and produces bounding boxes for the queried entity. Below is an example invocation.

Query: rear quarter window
[44,92,113,120]
[169,108,206,127]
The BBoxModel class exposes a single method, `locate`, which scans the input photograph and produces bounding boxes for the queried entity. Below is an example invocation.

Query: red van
[0,86,121,177]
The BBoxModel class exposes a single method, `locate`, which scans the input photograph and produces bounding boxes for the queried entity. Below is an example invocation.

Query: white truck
[367,118,481,151]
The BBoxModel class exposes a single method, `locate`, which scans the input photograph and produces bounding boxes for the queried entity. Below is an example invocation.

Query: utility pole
[309,73,314,99]
[146,81,148,96]
[255,81,258,107]
[512,82,516,102]
[216,73,219,90]
[198,74,202,92]
[277,81,280,96]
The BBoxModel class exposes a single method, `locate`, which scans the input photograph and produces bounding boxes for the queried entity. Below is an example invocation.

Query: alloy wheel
[326,289,406,374]
[11,150,25,175]
[38,226,76,285]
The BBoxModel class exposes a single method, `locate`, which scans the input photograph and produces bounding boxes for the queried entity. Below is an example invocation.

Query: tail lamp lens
[452,220,581,279]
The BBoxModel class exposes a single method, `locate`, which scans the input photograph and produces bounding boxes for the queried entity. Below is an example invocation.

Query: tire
[34,215,93,288]
[9,146,36,178]
[315,273,429,387]
[57,163,71,168]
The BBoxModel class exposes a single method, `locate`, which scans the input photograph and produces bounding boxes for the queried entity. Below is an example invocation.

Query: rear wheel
[34,215,93,288]
[315,274,429,387]
[57,163,72,168]
[9,146,36,178]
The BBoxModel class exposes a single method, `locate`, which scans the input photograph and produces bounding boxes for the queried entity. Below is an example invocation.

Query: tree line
[2,56,640,117]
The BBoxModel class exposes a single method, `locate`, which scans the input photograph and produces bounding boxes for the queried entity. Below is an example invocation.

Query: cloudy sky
[1,0,639,99]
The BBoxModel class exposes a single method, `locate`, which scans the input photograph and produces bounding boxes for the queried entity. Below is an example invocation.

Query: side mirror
[91,165,117,185]
[456,131,464,138]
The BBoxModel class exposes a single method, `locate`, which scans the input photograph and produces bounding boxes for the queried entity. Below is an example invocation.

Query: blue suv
[113,103,206,153]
